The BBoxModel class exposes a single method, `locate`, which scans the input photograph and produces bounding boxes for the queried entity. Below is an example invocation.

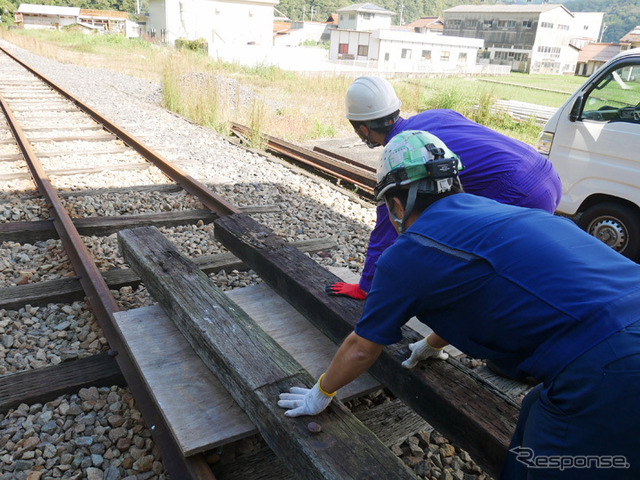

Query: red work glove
[325,282,367,300]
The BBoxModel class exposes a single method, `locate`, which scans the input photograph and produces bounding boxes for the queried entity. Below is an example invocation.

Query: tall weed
[248,100,266,150]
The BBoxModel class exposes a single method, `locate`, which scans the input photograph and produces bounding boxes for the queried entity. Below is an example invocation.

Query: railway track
[0,44,524,480]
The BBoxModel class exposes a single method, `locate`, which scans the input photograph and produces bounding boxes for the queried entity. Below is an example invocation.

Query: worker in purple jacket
[326,76,562,300]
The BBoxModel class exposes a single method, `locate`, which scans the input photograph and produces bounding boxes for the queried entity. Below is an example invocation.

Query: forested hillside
[0,0,636,44]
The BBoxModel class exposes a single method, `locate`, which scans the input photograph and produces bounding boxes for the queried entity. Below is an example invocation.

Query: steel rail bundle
[230,122,377,194]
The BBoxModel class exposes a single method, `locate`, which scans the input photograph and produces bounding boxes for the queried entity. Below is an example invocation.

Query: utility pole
[599,23,608,43]
[398,2,403,26]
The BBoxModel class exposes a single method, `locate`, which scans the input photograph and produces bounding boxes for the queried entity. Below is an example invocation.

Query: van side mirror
[569,96,583,122]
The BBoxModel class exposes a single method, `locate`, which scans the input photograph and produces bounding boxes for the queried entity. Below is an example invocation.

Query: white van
[537,48,640,262]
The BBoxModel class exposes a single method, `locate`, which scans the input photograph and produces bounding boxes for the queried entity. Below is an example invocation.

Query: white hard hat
[345,76,402,122]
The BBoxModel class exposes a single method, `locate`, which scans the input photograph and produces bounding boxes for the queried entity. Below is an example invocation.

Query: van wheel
[577,203,640,262]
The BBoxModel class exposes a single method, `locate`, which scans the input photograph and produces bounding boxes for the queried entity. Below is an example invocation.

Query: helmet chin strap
[385,182,420,234]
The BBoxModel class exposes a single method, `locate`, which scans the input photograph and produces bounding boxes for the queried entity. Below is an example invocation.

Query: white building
[15,4,80,30]
[328,3,492,74]
[443,4,603,74]
[329,27,485,74]
[335,3,394,31]
[15,4,131,34]
[147,0,278,54]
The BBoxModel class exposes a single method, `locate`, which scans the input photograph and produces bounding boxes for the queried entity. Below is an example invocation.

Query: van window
[582,64,640,124]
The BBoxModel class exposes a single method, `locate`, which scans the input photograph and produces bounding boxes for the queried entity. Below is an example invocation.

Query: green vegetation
[175,37,208,54]
[1,26,573,147]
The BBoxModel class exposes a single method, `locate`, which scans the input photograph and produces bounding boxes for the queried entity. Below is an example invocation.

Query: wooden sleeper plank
[118,225,418,480]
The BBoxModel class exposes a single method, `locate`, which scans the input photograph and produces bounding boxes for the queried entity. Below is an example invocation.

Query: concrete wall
[148,0,276,47]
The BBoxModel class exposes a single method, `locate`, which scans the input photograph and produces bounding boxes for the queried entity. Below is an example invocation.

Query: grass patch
[1,27,578,146]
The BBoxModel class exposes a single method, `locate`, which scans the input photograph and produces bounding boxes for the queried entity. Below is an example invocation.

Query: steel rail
[0,95,215,479]
[230,122,376,194]
[0,45,238,217]
[312,145,377,173]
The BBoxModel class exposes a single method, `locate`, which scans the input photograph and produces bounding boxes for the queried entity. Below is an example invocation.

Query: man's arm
[321,332,384,393]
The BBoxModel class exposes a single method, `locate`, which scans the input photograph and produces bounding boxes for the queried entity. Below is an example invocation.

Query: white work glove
[402,337,449,369]
[278,374,336,417]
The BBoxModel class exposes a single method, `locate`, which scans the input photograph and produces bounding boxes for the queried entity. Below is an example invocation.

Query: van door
[552,61,640,260]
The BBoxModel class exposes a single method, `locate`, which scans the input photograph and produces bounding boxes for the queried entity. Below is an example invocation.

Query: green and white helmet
[375,130,463,201]
[375,130,463,231]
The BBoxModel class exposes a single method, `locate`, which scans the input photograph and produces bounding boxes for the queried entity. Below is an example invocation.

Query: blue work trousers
[501,320,640,479]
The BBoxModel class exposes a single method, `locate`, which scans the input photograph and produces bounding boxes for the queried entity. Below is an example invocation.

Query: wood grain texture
[213,213,520,478]
[113,285,378,455]
[214,399,432,480]
[118,226,417,480]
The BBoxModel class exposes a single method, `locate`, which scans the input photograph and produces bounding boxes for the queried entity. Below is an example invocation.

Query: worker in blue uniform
[280,130,640,479]
[326,76,562,301]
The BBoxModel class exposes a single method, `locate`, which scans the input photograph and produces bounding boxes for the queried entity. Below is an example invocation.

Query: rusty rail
[230,122,376,194]
[0,56,216,480]
[0,45,238,217]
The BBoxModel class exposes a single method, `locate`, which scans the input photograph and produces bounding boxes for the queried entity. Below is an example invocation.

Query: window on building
[497,20,517,29]
[358,44,368,56]
[349,14,355,20]
[339,43,348,54]
[422,50,432,60]
[558,24,569,31]
[384,52,390,61]
[540,21,553,28]
[362,13,372,20]
[441,51,450,61]
[466,20,478,28]
[447,19,461,28]
[522,20,532,28]
[458,52,467,63]
[402,48,412,59]
[483,20,493,28]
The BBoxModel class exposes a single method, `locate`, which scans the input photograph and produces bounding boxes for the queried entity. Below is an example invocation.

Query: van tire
[577,203,640,262]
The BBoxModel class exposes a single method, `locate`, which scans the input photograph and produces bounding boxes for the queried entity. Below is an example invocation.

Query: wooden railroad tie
[118,226,418,480]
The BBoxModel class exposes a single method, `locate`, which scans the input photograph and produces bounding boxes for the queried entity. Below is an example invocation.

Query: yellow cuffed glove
[278,373,336,417]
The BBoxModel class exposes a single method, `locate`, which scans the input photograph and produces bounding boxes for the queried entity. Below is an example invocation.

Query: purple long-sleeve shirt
[358,109,561,292]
